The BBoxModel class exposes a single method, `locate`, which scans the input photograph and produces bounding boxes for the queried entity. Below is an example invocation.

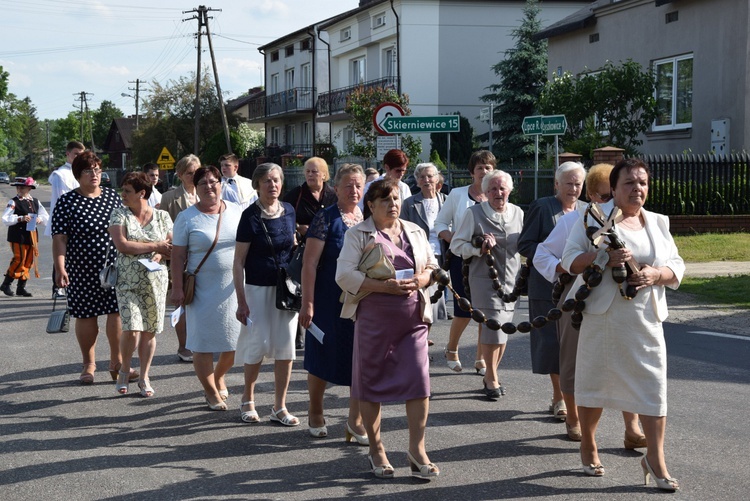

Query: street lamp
[121,92,139,130]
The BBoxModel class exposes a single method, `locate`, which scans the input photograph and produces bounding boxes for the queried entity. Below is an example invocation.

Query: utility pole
[74,91,93,145]
[184,5,232,155]
[124,79,143,129]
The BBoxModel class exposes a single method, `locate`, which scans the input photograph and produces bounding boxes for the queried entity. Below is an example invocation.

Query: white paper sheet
[395,269,414,281]
[139,258,164,271]
[308,322,325,344]
[25,213,37,232]
[171,306,183,327]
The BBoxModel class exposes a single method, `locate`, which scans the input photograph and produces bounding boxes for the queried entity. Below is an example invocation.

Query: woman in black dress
[52,151,133,385]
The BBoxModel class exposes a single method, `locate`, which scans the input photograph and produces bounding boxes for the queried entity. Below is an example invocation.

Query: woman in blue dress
[299,164,368,443]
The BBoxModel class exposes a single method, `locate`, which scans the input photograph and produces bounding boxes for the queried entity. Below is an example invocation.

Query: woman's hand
[299,302,314,329]
[235,301,251,326]
[481,233,496,253]
[151,253,163,264]
[628,264,661,290]
[605,247,632,268]
[170,287,184,307]
[56,268,70,288]
[297,224,309,237]
[382,278,416,295]
[156,240,172,259]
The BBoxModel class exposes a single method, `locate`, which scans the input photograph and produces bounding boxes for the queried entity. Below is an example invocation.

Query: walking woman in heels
[562,159,684,490]
[336,178,439,479]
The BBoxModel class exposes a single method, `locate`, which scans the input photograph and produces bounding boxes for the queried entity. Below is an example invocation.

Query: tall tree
[92,100,124,148]
[481,0,547,164]
[538,60,658,157]
[13,97,46,176]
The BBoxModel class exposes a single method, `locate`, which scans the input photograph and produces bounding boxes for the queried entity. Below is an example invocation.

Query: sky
[0,0,359,121]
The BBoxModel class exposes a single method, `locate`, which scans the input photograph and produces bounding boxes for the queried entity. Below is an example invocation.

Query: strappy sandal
[240,401,260,423]
[444,348,462,372]
[115,371,129,394]
[270,406,299,427]
[108,363,139,382]
[551,399,567,421]
[80,363,96,385]
[218,388,229,401]
[138,378,154,397]
[407,451,439,479]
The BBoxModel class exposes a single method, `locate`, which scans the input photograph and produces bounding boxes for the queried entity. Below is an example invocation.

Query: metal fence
[642,153,750,215]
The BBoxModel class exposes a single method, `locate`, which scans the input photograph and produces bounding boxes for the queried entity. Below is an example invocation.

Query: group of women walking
[51,149,683,489]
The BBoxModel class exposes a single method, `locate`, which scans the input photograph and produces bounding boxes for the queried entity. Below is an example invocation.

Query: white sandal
[270,406,299,427]
[444,348,462,372]
[240,401,259,423]
[551,399,567,421]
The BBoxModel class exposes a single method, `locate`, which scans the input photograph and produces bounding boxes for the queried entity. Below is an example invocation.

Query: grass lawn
[670,233,750,308]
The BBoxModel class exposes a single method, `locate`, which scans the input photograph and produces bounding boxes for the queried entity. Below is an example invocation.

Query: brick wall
[668,215,750,235]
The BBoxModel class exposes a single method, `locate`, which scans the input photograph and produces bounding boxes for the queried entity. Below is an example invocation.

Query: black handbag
[259,216,301,312]
[46,294,70,333]
[286,239,304,284]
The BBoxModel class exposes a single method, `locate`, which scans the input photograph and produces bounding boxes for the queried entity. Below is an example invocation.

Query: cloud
[256,0,291,17]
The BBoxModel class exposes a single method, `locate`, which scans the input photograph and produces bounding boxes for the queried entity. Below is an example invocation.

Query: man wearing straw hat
[1,177,49,297]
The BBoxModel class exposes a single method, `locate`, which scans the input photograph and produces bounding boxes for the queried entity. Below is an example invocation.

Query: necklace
[259,200,283,218]
[338,205,363,228]
[468,184,486,202]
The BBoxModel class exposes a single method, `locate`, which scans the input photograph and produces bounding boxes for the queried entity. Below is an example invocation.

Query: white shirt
[358,175,412,210]
[3,195,50,227]
[45,163,79,237]
[222,175,257,211]
[147,186,162,208]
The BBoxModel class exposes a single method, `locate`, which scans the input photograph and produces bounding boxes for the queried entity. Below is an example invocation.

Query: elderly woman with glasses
[52,151,131,385]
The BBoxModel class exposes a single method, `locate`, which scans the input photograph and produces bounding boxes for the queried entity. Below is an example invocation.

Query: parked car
[0,172,10,184]
[100,172,112,188]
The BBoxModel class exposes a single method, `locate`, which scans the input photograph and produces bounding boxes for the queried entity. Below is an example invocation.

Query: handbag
[341,241,396,304]
[286,239,304,284]
[46,294,70,333]
[183,208,223,305]
[259,216,301,312]
[99,245,117,289]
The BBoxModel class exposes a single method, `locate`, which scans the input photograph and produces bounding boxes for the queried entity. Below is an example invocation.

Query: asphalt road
[1,184,749,500]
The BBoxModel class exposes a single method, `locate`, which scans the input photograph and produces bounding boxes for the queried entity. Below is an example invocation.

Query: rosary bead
[501,322,517,334]
[471,309,487,323]
[575,285,591,301]
[516,321,532,333]
[547,308,562,321]
[485,318,501,331]
[531,316,547,328]
[561,299,576,312]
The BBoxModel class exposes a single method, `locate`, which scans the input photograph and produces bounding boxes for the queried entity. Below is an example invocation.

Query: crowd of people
[6,147,685,489]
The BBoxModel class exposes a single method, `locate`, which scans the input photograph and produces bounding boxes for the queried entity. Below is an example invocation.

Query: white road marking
[687,330,750,341]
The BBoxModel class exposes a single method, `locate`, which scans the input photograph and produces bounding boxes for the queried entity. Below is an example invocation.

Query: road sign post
[521,114,568,200]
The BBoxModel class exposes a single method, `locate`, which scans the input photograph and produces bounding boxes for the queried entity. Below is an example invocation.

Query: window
[300,64,311,93]
[340,27,351,42]
[665,11,678,23]
[653,54,693,130]
[285,44,294,57]
[343,127,355,147]
[285,68,295,90]
[271,127,280,145]
[383,48,396,79]
[285,124,296,146]
[373,13,386,29]
[271,50,279,62]
[351,57,366,85]
[302,122,311,146]
[589,33,599,43]
[301,38,311,51]
[270,74,279,94]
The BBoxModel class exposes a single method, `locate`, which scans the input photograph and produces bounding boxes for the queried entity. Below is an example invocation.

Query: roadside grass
[673,233,750,262]
[671,233,750,308]
[678,275,750,309]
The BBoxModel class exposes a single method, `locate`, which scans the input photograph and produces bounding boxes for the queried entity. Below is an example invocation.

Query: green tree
[49,112,83,161]
[13,97,46,176]
[131,70,238,165]
[481,0,547,164]
[92,100,124,148]
[343,85,421,165]
[429,113,476,168]
[0,66,12,161]
[538,60,658,157]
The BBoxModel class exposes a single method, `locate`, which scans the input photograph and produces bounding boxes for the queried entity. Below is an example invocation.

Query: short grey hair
[555,161,586,183]
[481,169,514,193]
[414,162,438,179]
[334,163,365,186]
[252,162,284,190]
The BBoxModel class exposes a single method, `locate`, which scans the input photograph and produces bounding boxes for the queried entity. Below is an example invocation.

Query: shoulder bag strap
[192,203,223,275]
[259,216,281,271]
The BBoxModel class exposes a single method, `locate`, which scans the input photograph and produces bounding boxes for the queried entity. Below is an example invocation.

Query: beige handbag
[341,241,396,304]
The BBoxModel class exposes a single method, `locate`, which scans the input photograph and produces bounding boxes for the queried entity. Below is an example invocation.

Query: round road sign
[373,102,405,135]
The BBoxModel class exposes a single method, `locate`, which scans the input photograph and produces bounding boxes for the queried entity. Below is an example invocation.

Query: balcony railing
[247,87,316,121]
[317,77,399,116]
[264,143,314,159]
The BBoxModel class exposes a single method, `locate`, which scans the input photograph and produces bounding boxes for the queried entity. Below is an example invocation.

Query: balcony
[317,77,399,118]
[246,87,316,122]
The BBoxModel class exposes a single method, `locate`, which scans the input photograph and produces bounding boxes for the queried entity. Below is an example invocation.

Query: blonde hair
[175,154,200,176]
[304,157,330,182]
[585,163,614,199]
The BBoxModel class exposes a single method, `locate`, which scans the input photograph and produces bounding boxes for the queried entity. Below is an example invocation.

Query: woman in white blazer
[562,159,684,490]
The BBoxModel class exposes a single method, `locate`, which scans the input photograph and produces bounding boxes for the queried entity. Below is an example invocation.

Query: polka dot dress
[51,187,121,319]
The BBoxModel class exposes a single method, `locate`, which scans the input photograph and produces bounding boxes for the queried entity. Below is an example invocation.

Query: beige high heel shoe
[345,422,369,445]
[641,457,679,491]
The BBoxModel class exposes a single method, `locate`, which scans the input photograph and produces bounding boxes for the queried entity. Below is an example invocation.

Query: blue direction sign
[522,115,567,136]
[380,115,460,134]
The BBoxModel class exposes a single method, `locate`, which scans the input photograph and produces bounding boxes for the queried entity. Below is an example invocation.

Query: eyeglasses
[197,179,220,188]
[82,168,102,176]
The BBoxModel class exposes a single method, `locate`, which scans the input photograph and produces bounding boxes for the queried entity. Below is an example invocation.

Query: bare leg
[622,411,643,437]
[579,406,604,466]
[175,315,191,359]
[214,351,235,393]
[105,312,123,368]
[119,330,139,373]
[242,362,262,408]
[137,332,156,380]
[550,373,563,402]
[445,317,470,361]
[194,352,221,404]
[307,373,327,428]
[75,317,99,365]
[347,394,365,434]
[640,415,674,480]
[360,400,389,466]
[272,360,296,424]
[406,397,434,467]
[563,391,579,427]
[482,342,506,387]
